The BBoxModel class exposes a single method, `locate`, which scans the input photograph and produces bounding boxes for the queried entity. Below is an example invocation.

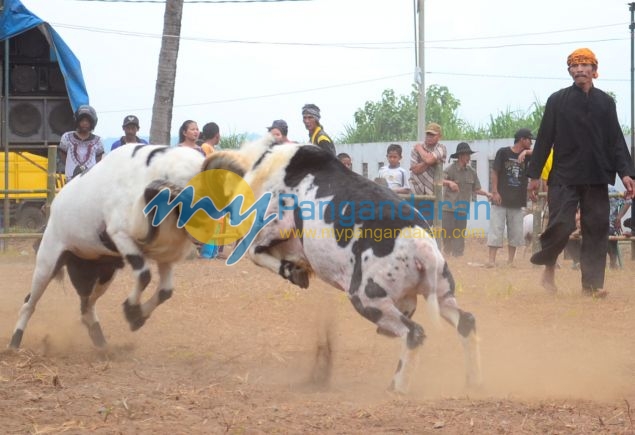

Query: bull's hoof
[406,323,425,349]
[387,380,408,395]
[88,322,108,348]
[458,311,476,337]
[2,346,19,357]
[290,268,310,288]
[280,261,310,289]
[123,300,148,331]
[130,317,147,331]
[310,342,332,387]
[467,379,484,391]
[158,288,173,305]
[466,377,485,396]
[8,329,24,350]
[376,326,399,337]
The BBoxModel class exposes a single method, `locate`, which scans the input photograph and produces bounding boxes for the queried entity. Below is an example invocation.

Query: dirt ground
[1,238,635,434]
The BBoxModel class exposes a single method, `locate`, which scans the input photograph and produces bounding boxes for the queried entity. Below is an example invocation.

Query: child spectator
[378,144,410,194]
[337,152,353,170]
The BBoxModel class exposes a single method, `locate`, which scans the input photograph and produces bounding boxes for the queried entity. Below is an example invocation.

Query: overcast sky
[22,0,634,146]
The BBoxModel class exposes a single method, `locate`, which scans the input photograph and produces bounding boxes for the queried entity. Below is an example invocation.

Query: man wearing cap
[267,119,292,145]
[302,104,336,155]
[409,122,447,196]
[442,142,491,257]
[527,47,635,298]
[110,115,148,151]
[487,128,533,268]
[59,105,105,181]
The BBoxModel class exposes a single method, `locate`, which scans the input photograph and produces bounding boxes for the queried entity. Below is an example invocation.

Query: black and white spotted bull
[204,136,482,393]
[8,144,205,349]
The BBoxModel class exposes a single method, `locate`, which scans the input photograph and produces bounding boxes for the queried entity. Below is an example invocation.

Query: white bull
[9,144,204,349]
[205,136,482,393]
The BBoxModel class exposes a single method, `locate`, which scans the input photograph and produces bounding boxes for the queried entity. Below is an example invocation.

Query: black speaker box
[10,27,49,61]
[4,96,74,144]
[10,63,66,95]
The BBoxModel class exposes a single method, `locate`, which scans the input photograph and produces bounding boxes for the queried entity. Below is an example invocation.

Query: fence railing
[531,191,634,261]
[0,146,58,248]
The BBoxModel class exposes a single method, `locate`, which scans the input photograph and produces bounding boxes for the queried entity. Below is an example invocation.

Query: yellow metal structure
[0,152,64,229]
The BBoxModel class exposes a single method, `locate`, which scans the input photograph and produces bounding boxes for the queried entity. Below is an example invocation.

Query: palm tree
[149,0,184,145]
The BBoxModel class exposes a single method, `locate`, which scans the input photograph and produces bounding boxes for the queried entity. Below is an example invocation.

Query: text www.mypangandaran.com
[278,227,486,243]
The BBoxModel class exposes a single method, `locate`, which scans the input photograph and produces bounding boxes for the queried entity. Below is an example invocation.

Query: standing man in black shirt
[527,48,635,298]
[486,128,533,268]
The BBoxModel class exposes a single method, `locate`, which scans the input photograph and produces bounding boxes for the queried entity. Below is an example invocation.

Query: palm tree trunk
[149,0,184,145]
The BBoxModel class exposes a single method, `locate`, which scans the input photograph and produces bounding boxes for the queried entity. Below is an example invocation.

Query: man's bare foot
[541,266,557,293]
[541,278,558,293]
[582,288,609,299]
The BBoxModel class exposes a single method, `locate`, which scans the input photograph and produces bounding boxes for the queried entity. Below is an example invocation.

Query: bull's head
[200,134,280,200]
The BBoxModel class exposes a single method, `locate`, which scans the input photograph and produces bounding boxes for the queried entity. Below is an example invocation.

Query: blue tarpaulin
[0,0,89,110]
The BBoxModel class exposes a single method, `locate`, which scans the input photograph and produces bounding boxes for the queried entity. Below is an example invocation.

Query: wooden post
[434,162,444,251]
[46,145,57,221]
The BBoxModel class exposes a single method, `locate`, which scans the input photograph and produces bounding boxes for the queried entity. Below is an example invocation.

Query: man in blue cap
[110,115,148,151]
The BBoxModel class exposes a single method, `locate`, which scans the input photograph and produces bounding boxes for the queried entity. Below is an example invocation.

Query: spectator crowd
[67,48,635,298]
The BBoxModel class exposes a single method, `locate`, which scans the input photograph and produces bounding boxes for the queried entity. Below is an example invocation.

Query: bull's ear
[202,151,247,178]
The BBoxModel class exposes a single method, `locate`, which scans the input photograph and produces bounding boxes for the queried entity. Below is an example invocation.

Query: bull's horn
[202,151,248,178]
[140,179,184,244]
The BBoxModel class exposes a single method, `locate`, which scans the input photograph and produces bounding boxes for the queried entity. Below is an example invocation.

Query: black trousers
[442,210,468,256]
[530,184,609,289]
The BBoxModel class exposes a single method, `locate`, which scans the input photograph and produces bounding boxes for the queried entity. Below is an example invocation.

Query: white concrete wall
[337,139,509,233]
[337,139,503,183]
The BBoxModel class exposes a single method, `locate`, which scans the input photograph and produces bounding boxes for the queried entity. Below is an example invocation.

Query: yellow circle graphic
[184,169,256,245]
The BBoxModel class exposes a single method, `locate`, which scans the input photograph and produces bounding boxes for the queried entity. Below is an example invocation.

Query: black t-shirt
[493,146,528,208]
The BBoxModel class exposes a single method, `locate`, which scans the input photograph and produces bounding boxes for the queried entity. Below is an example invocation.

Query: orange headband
[567,48,598,78]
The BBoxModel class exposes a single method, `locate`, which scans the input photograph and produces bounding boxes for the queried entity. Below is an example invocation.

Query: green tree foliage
[424,84,466,139]
[486,102,544,139]
[340,88,418,143]
[220,132,250,150]
[339,85,546,143]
